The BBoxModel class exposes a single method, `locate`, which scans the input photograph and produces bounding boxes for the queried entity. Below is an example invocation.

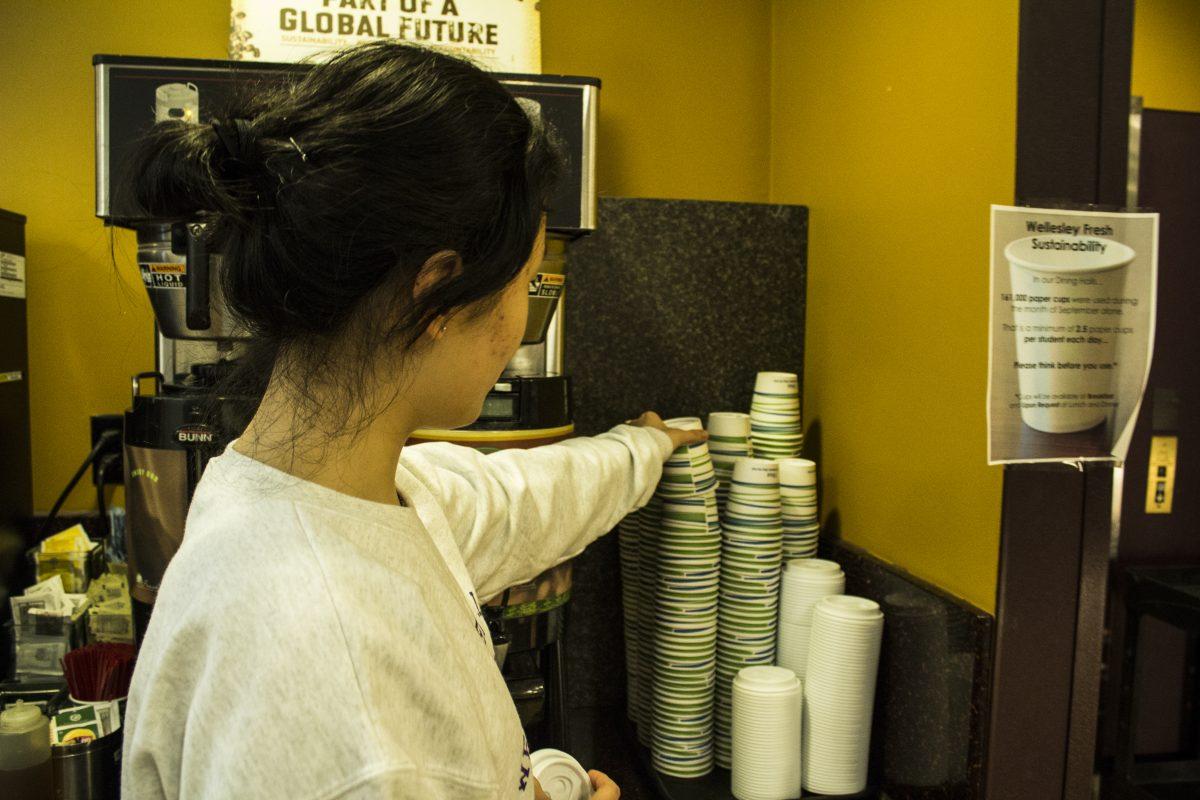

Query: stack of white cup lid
[776,559,845,679]
[803,595,885,796]
[731,666,803,800]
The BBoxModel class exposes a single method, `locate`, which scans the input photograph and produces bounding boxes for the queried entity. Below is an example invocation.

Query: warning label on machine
[0,252,26,299]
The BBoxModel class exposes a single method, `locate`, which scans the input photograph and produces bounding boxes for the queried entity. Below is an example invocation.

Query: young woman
[120,42,703,800]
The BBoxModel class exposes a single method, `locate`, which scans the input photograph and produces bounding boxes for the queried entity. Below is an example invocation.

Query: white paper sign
[230,0,541,73]
[0,252,26,299]
[988,205,1159,465]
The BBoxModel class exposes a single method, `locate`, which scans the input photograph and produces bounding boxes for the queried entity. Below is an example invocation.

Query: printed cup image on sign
[1005,235,1136,434]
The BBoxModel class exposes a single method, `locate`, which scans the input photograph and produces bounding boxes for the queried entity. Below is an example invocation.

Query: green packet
[51,704,104,745]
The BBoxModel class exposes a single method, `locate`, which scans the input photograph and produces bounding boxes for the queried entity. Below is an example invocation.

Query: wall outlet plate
[1144,435,1178,515]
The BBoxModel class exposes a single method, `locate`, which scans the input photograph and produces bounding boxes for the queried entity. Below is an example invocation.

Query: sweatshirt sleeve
[398,424,673,601]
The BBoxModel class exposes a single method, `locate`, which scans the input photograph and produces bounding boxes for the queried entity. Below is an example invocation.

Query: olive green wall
[768,1,1020,612]
[1133,0,1200,113]
[0,1,229,513]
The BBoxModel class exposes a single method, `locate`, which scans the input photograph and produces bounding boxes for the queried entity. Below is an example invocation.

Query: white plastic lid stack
[776,559,845,679]
[802,595,884,795]
[530,748,593,800]
[731,666,803,800]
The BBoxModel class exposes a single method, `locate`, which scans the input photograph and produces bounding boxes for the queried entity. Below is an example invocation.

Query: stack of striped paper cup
[706,412,752,514]
[776,559,845,679]
[634,496,662,745]
[617,514,642,721]
[651,494,721,777]
[803,595,885,796]
[778,458,820,559]
[714,457,783,768]
[749,371,803,460]
[659,417,717,498]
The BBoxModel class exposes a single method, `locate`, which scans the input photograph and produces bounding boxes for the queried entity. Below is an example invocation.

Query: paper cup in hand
[1004,235,1136,433]
[530,749,593,800]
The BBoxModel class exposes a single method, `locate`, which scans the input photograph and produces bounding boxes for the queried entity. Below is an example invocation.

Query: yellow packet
[41,524,93,554]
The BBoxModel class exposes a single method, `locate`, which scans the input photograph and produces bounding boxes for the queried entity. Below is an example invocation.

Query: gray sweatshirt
[121,425,672,799]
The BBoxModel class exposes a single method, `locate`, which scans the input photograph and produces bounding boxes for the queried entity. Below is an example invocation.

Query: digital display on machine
[480,394,518,420]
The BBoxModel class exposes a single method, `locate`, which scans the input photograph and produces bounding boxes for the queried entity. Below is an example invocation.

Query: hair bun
[210,118,262,178]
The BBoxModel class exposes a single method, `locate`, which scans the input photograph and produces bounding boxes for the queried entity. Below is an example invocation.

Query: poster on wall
[988,205,1159,465]
[229,0,541,72]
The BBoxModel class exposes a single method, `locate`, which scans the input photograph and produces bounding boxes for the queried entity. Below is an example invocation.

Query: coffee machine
[121,221,251,627]
[95,55,599,740]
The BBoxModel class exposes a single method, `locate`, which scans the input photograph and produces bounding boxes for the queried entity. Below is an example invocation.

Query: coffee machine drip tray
[410,375,573,446]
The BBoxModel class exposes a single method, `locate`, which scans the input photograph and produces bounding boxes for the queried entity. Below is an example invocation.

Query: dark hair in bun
[131,41,564,436]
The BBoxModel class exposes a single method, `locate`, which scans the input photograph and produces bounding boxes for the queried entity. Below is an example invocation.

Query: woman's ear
[413,249,464,302]
[414,251,463,341]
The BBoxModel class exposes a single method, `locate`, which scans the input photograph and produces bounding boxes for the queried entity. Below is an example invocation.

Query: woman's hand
[628,411,708,451]
[588,769,621,799]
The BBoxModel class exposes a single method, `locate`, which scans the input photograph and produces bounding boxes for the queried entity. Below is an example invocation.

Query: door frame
[986,1,1134,798]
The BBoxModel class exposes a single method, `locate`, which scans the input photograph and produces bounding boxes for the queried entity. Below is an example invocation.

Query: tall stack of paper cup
[731,666,803,800]
[715,458,783,768]
[647,417,720,777]
[778,458,820,559]
[803,595,884,795]
[749,372,803,460]
[706,412,752,513]
[617,514,642,721]
[634,496,662,745]
[651,494,720,776]
[776,559,845,679]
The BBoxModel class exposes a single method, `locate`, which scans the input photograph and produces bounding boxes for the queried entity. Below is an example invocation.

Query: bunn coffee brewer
[95,55,599,746]
[122,219,253,638]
